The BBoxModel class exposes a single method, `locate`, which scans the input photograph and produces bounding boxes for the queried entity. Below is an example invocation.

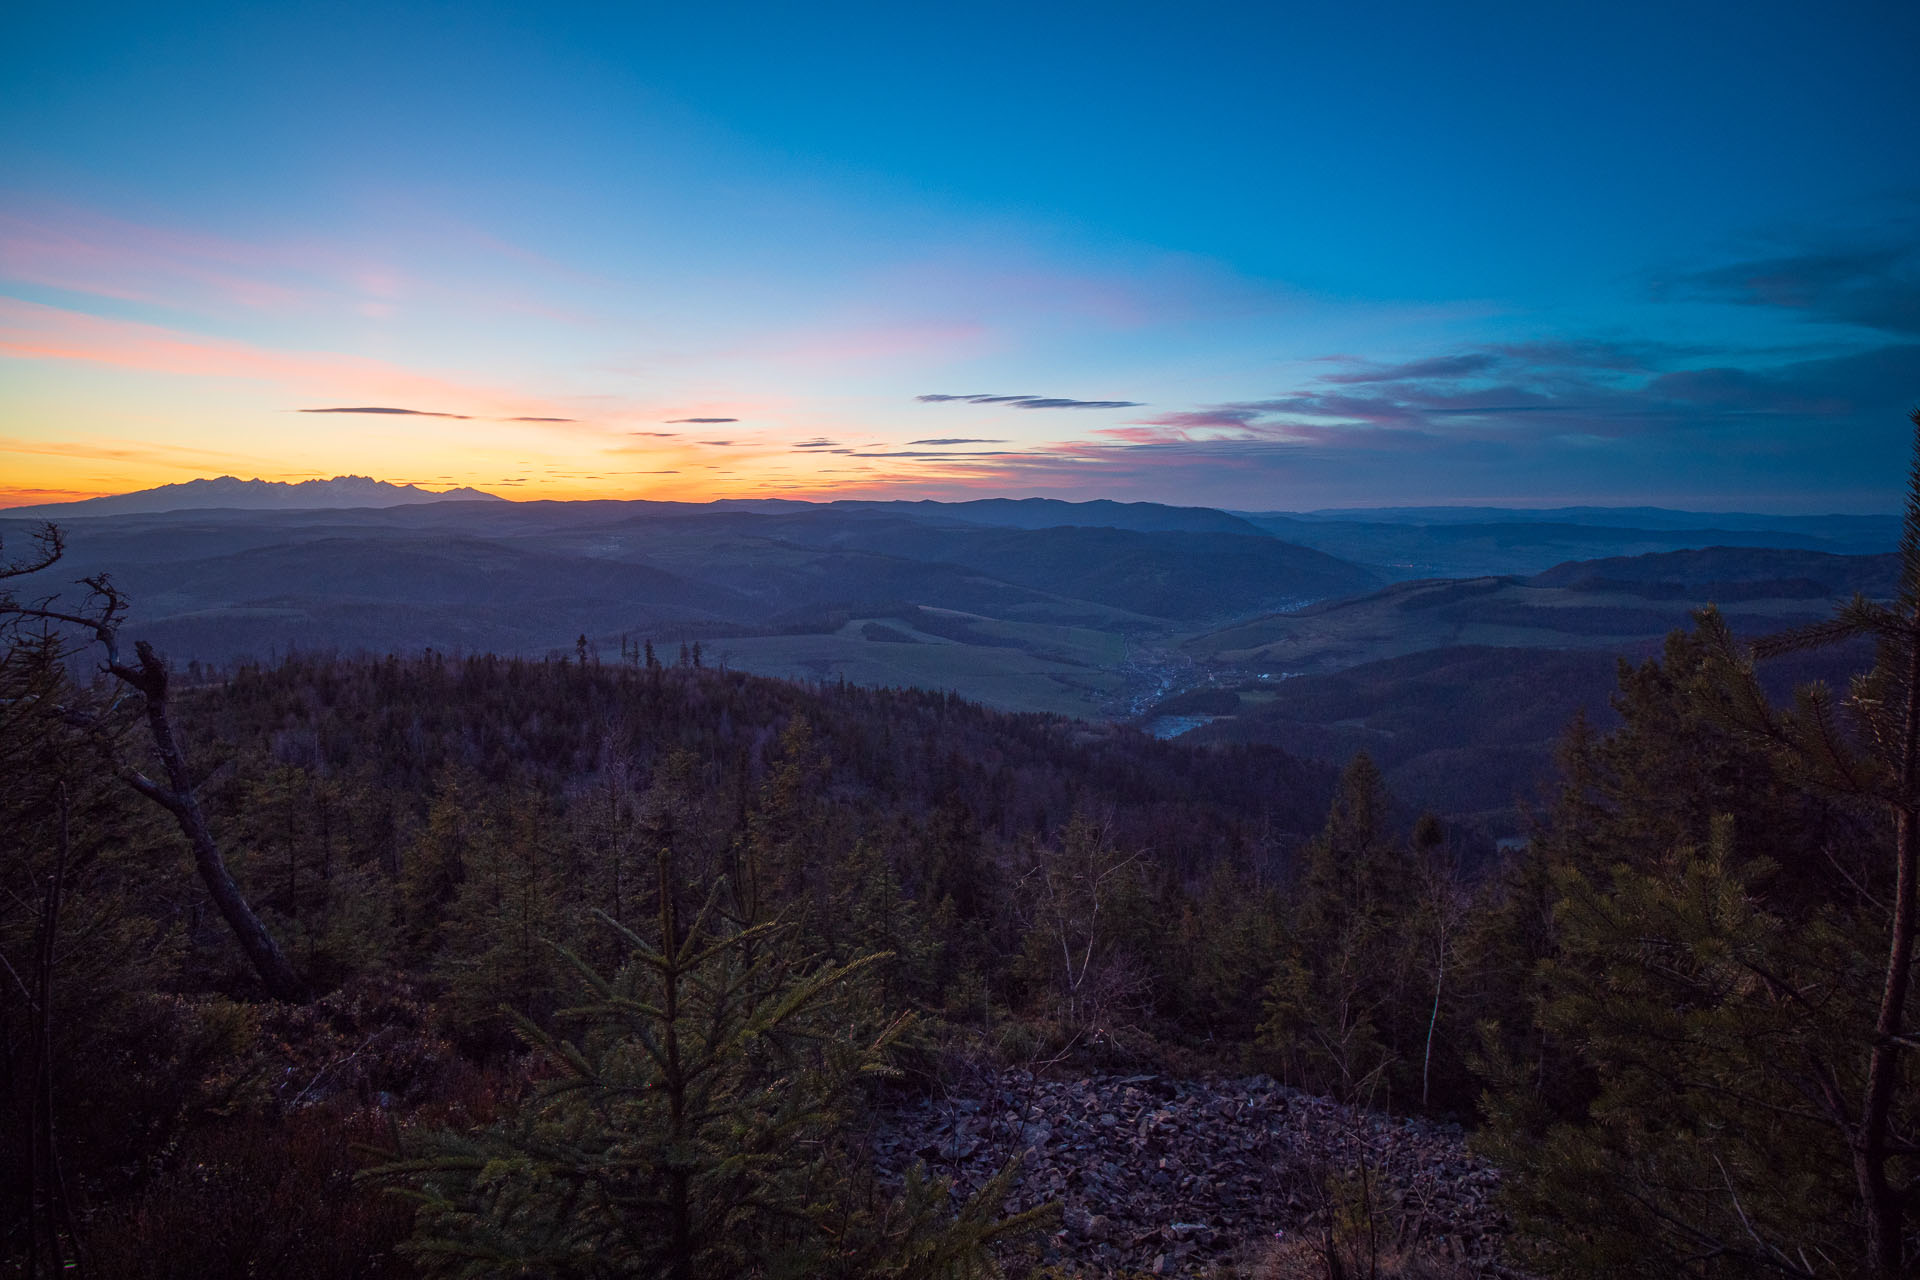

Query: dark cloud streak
[300,406,471,419]
[1319,354,1500,384]
[917,393,1142,409]
[906,437,1007,445]
[1127,339,1918,475]
[1657,234,1920,336]
[848,449,1025,458]
[299,407,583,422]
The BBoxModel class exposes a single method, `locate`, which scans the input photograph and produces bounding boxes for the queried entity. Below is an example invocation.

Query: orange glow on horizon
[0,432,1081,510]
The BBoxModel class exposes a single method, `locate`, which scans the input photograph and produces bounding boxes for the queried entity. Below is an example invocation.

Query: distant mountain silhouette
[1271,505,1899,541]
[1183,545,1899,674]
[1528,546,1900,597]
[4,475,503,517]
[838,497,1270,536]
[1240,514,1895,579]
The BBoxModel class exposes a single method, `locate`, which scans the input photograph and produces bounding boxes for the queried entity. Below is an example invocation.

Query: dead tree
[0,523,308,1002]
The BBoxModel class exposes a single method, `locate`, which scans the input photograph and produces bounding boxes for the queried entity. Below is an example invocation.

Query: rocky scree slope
[870,1071,1515,1277]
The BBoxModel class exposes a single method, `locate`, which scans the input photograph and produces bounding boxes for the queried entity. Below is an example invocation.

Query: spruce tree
[377,851,1049,1278]
[1261,754,1419,1105]
[434,786,568,1041]
[1481,413,1920,1277]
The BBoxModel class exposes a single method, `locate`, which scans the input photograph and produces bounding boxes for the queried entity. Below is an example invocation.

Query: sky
[2,0,1916,512]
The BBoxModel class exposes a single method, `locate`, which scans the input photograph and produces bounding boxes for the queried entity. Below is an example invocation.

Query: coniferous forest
[4,422,1919,1278]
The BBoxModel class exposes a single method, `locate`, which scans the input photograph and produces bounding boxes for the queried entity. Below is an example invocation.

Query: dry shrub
[70,975,530,1280]
[1243,1233,1484,1280]
[256,973,472,1109]
[83,1103,416,1280]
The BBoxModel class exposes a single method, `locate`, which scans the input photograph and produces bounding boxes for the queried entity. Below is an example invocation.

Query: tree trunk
[659,853,694,1280]
[1858,602,1920,1275]
[25,785,83,1279]
[1422,961,1443,1112]
[114,641,308,1003]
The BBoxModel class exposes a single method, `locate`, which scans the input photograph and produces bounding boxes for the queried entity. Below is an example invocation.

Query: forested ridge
[4,426,1919,1278]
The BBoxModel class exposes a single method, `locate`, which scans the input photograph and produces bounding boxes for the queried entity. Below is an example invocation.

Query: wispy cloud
[917,393,1143,409]
[847,449,1025,458]
[300,405,471,418]
[825,328,1915,509]
[905,437,1006,445]
[1127,409,1263,433]
[0,434,271,469]
[1018,398,1144,410]
[0,205,317,314]
[0,202,612,330]
[0,299,581,422]
[1319,353,1501,385]
[0,484,106,508]
[666,416,738,423]
[1658,237,1920,335]
[1120,336,1912,448]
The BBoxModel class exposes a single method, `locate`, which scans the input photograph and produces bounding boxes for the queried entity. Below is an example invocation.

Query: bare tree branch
[0,523,308,1002]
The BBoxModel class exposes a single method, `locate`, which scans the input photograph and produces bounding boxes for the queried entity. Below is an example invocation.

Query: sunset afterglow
[4,2,1915,511]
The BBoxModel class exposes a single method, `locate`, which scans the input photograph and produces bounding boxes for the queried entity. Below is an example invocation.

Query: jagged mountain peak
[2,475,505,518]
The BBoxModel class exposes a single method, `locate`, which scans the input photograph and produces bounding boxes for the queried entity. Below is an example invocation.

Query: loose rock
[869,1070,1518,1277]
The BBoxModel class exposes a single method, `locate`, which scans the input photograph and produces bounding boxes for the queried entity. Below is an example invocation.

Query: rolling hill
[1157,544,1898,831]
[0,498,1374,714]
[5,493,1896,728]
[1182,547,1897,674]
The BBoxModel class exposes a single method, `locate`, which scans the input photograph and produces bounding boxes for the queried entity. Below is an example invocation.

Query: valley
[3,489,1896,837]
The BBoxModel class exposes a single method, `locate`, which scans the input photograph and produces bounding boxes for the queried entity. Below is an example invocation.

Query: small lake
[1144,714,1219,739]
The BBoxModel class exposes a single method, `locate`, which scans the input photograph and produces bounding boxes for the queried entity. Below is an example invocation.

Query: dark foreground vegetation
[4,423,1919,1278]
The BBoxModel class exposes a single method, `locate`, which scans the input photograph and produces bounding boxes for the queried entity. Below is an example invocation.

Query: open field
[701,615,1136,717]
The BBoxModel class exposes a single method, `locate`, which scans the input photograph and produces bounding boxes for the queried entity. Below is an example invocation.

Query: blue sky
[2,0,1915,510]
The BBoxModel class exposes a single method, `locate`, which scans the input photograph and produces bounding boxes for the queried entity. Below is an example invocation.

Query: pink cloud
[0,298,586,421]
[0,206,332,314]
[0,483,108,507]
[0,433,271,470]
[1138,409,1265,432]
[1090,424,1202,444]
[0,203,601,329]
[0,297,434,387]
